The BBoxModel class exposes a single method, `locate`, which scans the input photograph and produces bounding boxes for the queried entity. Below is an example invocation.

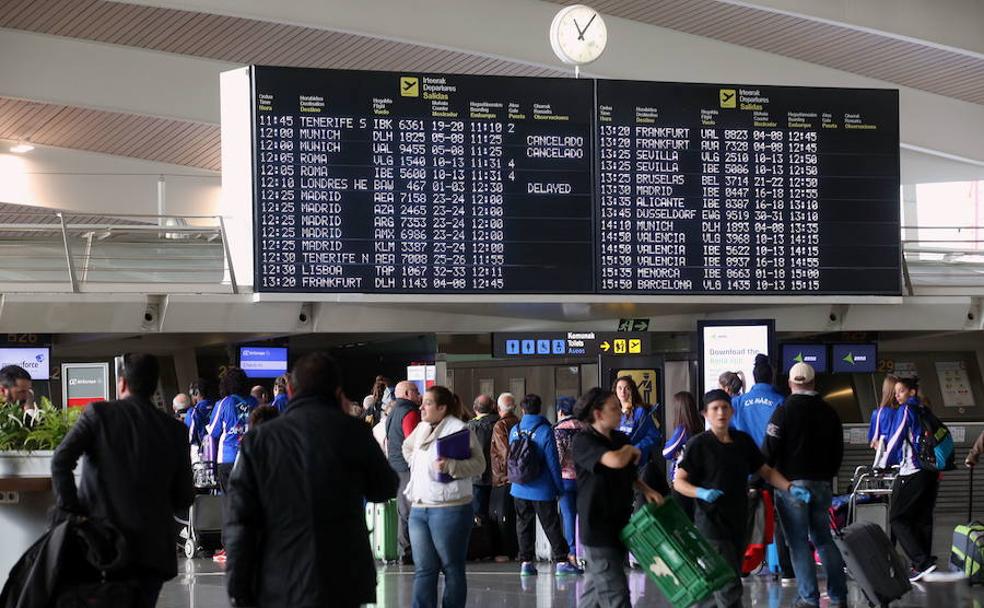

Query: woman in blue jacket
[883,377,943,580]
[613,376,667,499]
[662,391,703,521]
[869,374,899,465]
[508,394,582,577]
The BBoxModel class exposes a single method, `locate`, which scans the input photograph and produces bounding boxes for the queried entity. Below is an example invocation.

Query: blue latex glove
[695,487,724,503]
[790,485,812,504]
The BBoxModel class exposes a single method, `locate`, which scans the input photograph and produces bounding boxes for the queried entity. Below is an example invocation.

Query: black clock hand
[573,17,585,38]
[579,13,597,40]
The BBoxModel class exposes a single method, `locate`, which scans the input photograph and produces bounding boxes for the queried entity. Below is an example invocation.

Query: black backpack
[507,422,546,485]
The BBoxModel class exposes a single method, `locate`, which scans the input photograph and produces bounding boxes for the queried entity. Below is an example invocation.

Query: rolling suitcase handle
[970,464,975,523]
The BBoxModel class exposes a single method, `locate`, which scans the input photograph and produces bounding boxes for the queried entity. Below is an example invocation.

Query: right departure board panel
[595,81,901,295]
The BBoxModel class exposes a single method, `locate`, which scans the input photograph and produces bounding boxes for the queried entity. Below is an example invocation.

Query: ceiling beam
[108,0,984,166]
[0,28,233,124]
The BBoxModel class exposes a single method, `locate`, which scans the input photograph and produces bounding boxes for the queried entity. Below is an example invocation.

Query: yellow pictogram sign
[614,339,627,354]
[400,76,419,97]
[629,339,642,354]
[719,88,736,108]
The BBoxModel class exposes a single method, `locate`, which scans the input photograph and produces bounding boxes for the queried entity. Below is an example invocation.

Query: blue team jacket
[619,405,663,469]
[662,424,690,479]
[731,383,784,447]
[185,399,214,446]
[508,414,565,501]
[207,394,258,464]
[272,393,289,413]
[882,397,924,470]
[867,406,898,444]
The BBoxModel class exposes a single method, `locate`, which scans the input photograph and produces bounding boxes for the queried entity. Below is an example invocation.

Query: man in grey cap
[762,362,847,608]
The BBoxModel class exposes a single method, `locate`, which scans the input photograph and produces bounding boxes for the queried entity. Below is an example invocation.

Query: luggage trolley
[847,465,897,534]
[176,459,224,558]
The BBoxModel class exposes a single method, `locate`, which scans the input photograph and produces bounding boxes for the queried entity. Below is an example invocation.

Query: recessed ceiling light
[10,143,34,154]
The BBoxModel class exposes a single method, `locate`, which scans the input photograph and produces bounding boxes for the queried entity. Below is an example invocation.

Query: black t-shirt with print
[677,429,765,538]
[574,426,637,548]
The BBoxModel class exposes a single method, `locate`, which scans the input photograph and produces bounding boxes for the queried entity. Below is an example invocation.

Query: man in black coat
[467,393,498,524]
[225,352,399,608]
[50,353,194,607]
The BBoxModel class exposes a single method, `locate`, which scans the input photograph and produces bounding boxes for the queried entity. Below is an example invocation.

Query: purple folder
[435,428,471,483]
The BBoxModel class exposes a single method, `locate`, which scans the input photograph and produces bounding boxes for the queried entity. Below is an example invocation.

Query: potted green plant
[0,399,82,579]
[0,398,81,477]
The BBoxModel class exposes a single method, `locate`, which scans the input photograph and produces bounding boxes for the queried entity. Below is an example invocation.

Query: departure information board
[253,67,594,293]
[596,81,900,294]
[248,66,901,295]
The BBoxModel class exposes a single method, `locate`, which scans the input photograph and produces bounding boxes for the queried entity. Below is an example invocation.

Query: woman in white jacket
[402,385,485,608]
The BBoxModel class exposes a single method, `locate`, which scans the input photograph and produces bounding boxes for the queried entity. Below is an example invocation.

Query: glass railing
[0,212,978,297]
[0,211,237,293]
[902,225,984,294]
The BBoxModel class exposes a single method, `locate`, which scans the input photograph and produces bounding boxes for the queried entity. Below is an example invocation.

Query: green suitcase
[620,498,734,608]
[367,500,398,562]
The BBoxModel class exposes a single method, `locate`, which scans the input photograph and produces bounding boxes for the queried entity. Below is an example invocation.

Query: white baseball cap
[789,362,816,385]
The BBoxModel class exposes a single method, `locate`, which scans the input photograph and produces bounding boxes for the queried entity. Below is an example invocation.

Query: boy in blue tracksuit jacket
[508,394,581,576]
[732,354,784,448]
[207,391,258,492]
[883,377,940,578]
[729,354,796,579]
[732,382,784,448]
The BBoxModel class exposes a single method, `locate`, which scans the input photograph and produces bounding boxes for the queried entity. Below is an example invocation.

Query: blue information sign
[780,344,828,374]
[831,344,877,373]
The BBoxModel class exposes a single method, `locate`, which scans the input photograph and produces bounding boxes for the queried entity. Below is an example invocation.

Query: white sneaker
[908,563,937,582]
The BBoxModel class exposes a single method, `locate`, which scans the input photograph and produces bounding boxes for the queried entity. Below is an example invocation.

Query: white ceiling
[0,0,982,179]
[551,0,984,105]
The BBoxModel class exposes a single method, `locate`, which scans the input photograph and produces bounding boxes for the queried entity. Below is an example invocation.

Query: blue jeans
[775,480,847,606]
[409,504,474,608]
[558,483,577,555]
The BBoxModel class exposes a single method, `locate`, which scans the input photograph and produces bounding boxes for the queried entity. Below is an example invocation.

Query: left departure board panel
[252,66,595,293]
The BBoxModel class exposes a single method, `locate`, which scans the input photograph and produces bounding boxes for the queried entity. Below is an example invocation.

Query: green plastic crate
[620,498,734,608]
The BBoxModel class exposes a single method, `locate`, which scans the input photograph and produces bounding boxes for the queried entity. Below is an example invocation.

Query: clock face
[550,5,607,65]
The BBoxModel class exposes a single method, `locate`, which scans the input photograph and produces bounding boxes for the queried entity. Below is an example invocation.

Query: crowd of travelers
[0,346,970,608]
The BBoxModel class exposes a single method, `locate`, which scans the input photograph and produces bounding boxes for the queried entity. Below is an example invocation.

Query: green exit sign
[618,318,649,332]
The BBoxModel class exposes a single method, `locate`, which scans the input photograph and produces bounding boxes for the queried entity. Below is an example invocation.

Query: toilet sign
[62,363,110,408]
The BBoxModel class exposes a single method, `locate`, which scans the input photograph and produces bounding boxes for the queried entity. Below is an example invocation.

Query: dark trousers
[472,484,492,524]
[217,462,234,547]
[216,462,234,493]
[890,469,940,571]
[579,545,630,608]
[695,512,744,608]
[490,484,518,558]
[136,578,163,608]
[397,470,413,560]
[514,497,569,563]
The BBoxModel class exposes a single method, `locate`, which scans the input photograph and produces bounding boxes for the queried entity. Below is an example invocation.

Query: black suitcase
[835,521,911,607]
[467,521,495,561]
